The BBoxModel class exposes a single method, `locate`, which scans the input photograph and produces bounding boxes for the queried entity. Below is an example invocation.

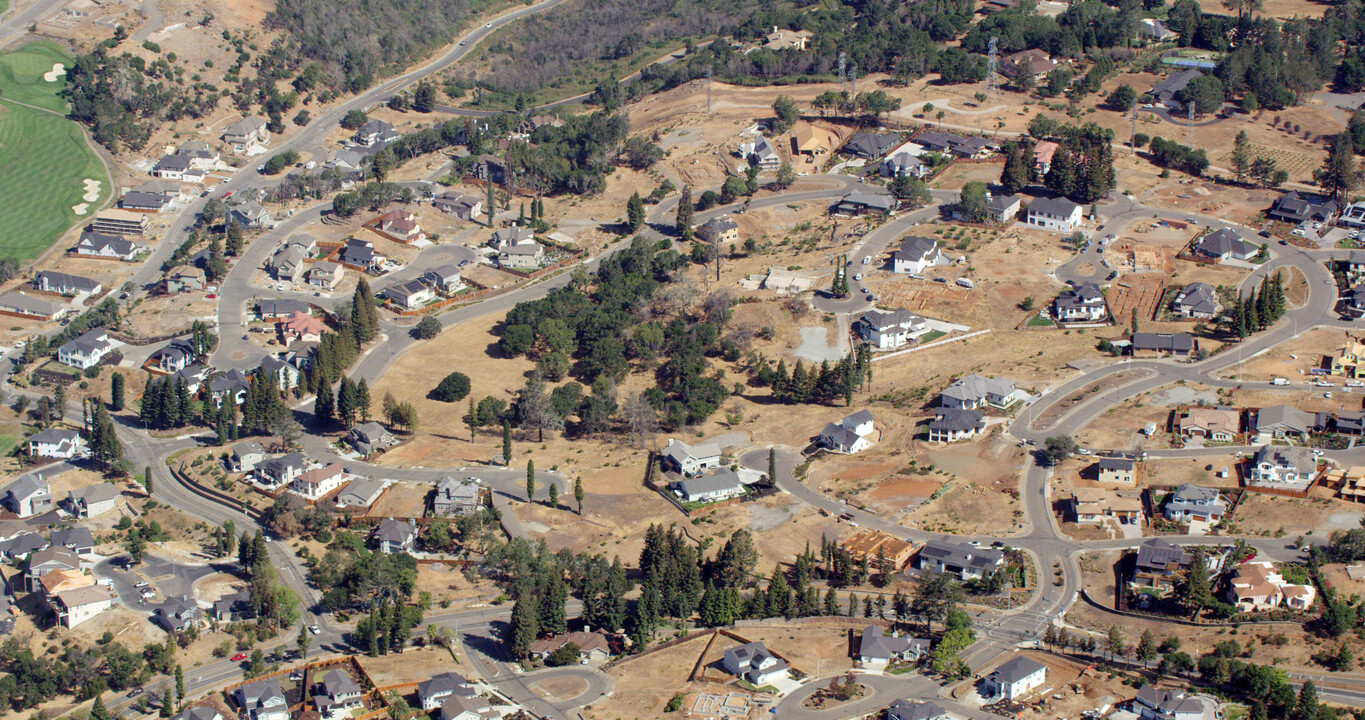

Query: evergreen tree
[847,592,858,617]
[547,482,558,508]
[525,460,535,502]
[356,378,372,422]
[676,184,694,240]
[574,476,584,514]
[1295,680,1319,720]
[314,370,335,426]
[336,377,357,427]
[502,420,513,464]
[540,576,568,635]
[1231,130,1252,184]
[626,192,645,231]
[486,181,496,226]
[92,696,111,720]
[1246,288,1261,331]
[226,219,244,256]
[352,279,380,344]
[1000,140,1033,194]
[111,372,125,410]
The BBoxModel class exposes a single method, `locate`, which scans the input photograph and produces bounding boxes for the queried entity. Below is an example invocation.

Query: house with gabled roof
[1252,404,1314,439]
[891,236,940,274]
[417,672,477,711]
[354,119,399,147]
[983,655,1047,701]
[939,374,1023,410]
[1026,196,1083,233]
[336,477,387,508]
[918,540,1004,581]
[673,469,746,504]
[661,438,722,476]
[1135,687,1205,720]
[27,429,81,460]
[291,463,346,500]
[54,585,116,628]
[312,669,365,720]
[858,625,930,668]
[1163,484,1226,523]
[854,308,929,349]
[843,131,902,159]
[887,699,953,720]
[25,546,81,591]
[433,475,481,516]
[1053,282,1106,322]
[722,641,789,685]
[222,117,269,152]
[234,678,289,720]
[1250,445,1318,490]
[928,408,986,443]
[348,421,397,457]
[154,595,202,632]
[50,526,95,554]
[65,482,119,518]
[254,452,307,488]
[1192,228,1257,262]
[819,410,877,454]
[58,329,115,369]
[1172,282,1220,319]
[74,231,140,260]
[4,473,55,519]
[373,518,418,554]
[1267,191,1338,226]
[34,271,101,297]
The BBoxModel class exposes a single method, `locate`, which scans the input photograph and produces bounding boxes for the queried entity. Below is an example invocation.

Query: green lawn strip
[0,101,110,261]
[919,330,947,343]
[0,40,74,113]
[0,433,18,457]
[1026,315,1056,327]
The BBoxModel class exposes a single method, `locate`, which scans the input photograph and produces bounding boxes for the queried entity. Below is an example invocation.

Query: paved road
[0,0,71,48]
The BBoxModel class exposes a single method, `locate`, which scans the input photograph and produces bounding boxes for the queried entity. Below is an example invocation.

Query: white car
[853,273,863,281]
[309,625,321,635]
[1292,227,1307,237]
[1347,380,1363,387]
[1325,391,1333,399]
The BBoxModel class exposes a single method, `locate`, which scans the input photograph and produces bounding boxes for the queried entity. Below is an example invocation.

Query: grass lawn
[1027,314,1056,327]
[0,41,111,262]
[919,330,947,343]
[0,433,18,457]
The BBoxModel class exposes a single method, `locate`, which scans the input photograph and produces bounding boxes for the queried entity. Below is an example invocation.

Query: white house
[222,117,270,152]
[819,410,877,453]
[290,464,346,500]
[57,330,115,369]
[234,679,289,720]
[312,669,364,720]
[417,673,476,712]
[722,642,789,685]
[854,308,928,349]
[891,236,941,274]
[887,700,953,720]
[53,585,116,628]
[927,408,986,443]
[983,655,1047,701]
[3,473,54,517]
[858,625,931,669]
[1053,282,1107,322]
[939,374,1023,410]
[65,483,119,518]
[661,438,723,476]
[27,429,82,459]
[1026,196,1083,233]
[918,540,1004,581]
[1163,484,1226,523]
[253,453,307,488]
[1135,687,1204,720]
[673,469,745,504]
[1249,445,1318,490]
[373,518,418,554]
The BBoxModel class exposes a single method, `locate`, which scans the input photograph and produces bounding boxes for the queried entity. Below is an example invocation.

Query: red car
[231,653,247,662]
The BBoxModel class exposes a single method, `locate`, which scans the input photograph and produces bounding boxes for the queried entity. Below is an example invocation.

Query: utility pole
[1186,102,1194,146]
[706,65,712,115]
[1130,105,1137,156]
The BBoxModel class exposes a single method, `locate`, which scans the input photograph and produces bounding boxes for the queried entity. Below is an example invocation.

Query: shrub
[431,371,471,402]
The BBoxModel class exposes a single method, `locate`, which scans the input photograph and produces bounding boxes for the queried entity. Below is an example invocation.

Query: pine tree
[175,664,185,707]
[92,696,111,720]
[1296,680,1319,720]
[675,184,694,240]
[337,377,357,428]
[626,192,645,231]
[768,448,777,482]
[357,378,372,422]
[525,459,535,502]
[574,476,584,514]
[1231,130,1252,184]
[502,420,513,464]
[352,279,380,344]
[1246,288,1261,331]
[314,370,335,427]
[111,372,125,410]
[467,396,477,441]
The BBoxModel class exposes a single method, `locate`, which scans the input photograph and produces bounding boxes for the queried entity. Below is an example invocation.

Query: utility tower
[837,52,846,85]
[986,37,1000,100]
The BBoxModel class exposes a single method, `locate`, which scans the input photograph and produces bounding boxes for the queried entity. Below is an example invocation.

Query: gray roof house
[1253,404,1314,438]
[373,518,418,554]
[1151,69,1203,107]
[253,452,307,488]
[417,672,476,711]
[257,298,310,319]
[212,592,254,623]
[721,641,789,685]
[4,473,54,517]
[229,441,269,473]
[858,625,930,666]
[832,192,895,215]
[175,707,224,720]
[928,408,986,443]
[661,438,723,476]
[1250,445,1318,490]
[983,655,1047,701]
[433,476,481,516]
[1172,282,1220,319]
[347,421,397,456]
[1163,484,1226,523]
[65,482,119,518]
[1193,228,1257,262]
[24,546,80,591]
[28,428,82,459]
[154,595,202,632]
[49,526,96,554]
[1135,687,1205,720]
[844,132,902,159]
[939,374,1021,410]
[34,271,101,296]
[1053,282,1106,322]
[1267,191,1338,225]
[312,669,365,720]
[887,700,953,720]
[918,540,1004,581]
[234,678,289,720]
[336,477,387,508]
[674,469,746,504]
[891,236,940,275]
[819,409,877,454]
[423,265,463,294]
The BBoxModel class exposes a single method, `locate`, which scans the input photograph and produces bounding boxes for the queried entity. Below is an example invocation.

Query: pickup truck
[1271,378,1288,385]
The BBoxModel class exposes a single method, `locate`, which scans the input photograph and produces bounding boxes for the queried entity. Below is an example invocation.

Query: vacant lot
[1226,492,1334,538]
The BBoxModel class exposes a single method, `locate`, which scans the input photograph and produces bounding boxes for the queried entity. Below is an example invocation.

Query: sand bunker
[43,63,65,82]
[71,202,89,215]
[81,178,101,202]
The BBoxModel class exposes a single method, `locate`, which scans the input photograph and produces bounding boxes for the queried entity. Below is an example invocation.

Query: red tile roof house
[279,311,327,343]
[377,210,425,243]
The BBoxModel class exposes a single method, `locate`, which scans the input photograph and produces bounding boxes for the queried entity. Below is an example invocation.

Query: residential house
[1053,282,1107,322]
[1135,687,1204,720]
[1131,332,1195,358]
[229,441,269,473]
[983,655,1047,701]
[1027,196,1083,233]
[119,191,171,213]
[25,547,81,592]
[280,310,326,343]
[260,355,302,391]
[73,231,140,260]
[1097,457,1136,484]
[696,216,739,245]
[58,329,115,369]
[1178,405,1240,442]
[228,201,271,230]
[212,592,254,623]
[417,673,477,711]
[222,117,270,151]
[167,266,206,293]
[854,308,929,350]
[254,452,308,489]
[880,151,927,179]
[433,476,481,516]
[335,477,387,509]
[307,262,344,291]
[988,193,1023,223]
[0,292,63,320]
[674,469,746,504]
[151,154,192,180]
[819,410,877,454]
[914,131,996,158]
[422,265,463,295]
[39,568,92,597]
[661,438,722,476]
[153,339,197,373]
[207,369,250,407]
[1033,141,1059,175]
[792,126,835,156]
[832,192,895,216]
[473,154,507,185]
[498,243,544,270]
[234,678,289,720]
[1172,282,1220,319]
[1132,538,1225,591]
[312,669,365,720]
[1250,445,1318,490]
[154,595,202,632]
[0,531,48,560]
[1137,18,1177,41]
[738,135,781,169]
[65,483,119,518]
[980,0,1018,11]
[384,279,435,309]
[843,132,901,159]
[354,119,399,147]
[268,240,310,281]
[1068,488,1143,525]
[1193,228,1258,262]
[377,209,424,242]
[857,626,931,668]
[1253,404,1314,439]
[176,141,219,169]
[1151,69,1203,109]
[1348,250,1365,280]
[34,271,101,296]
[928,408,986,443]
[917,540,1004,581]
[887,700,953,720]
[373,518,418,554]
[528,631,613,664]
[257,298,310,320]
[339,238,382,270]
[175,708,224,720]
[433,193,482,220]
[722,642,789,685]
[49,527,95,554]
[841,529,917,570]
[1267,191,1339,226]
[292,464,346,500]
[91,209,149,236]
[53,585,116,628]
[1164,484,1226,523]
[488,226,535,251]
[27,429,82,460]
[1002,49,1058,79]
[1331,334,1365,378]
[939,374,1023,410]
[1226,561,1313,612]
[891,236,941,274]
[435,697,492,720]
[762,27,814,51]
[348,422,397,456]
[1340,202,1365,229]
[1337,412,1365,436]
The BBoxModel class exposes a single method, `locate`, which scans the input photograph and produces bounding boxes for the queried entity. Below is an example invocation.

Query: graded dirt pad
[414,563,501,607]
[126,292,218,336]
[583,632,712,720]
[1074,400,1172,451]
[365,481,429,518]
[357,646,475,688]
[1139,455,1243,491]
[528,676,589,703]
[1322,563,1365,599]
[1107,274,1168,323]
[1220,326,1345,382]
[1226,492,1333,538]
[193,573,247,604]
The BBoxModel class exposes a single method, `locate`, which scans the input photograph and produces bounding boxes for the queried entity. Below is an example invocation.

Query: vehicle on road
[128,689,143,698]
[459,40,466,46]
[134,581,150,589]
[1076,447,1091,455]
[862,256,870,264]
[853,273,863,281]
[1325,391,1333,398]
[1348,380,1364,387]
[1272,378,1288,385]
[309,624,321,635]
[485,22,492,26]
[232,653,247,662]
